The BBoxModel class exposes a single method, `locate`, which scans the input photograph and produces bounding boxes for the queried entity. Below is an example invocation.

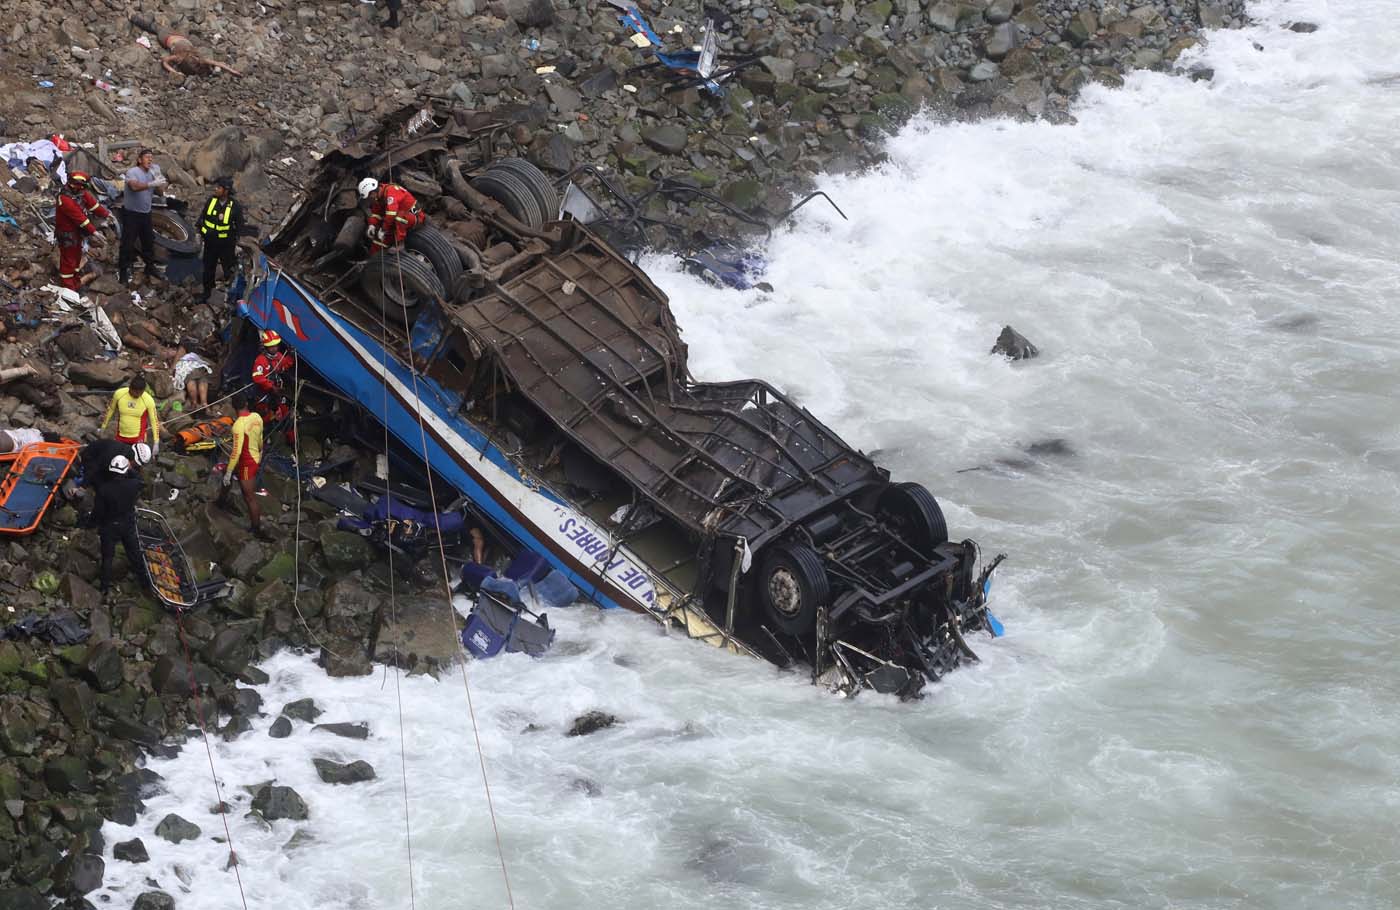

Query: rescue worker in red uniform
[250,329,296,444]
[359,177,426,252]
[54,172,112,290]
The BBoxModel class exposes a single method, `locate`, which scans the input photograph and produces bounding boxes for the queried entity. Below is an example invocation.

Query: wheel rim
[767,566,802,618]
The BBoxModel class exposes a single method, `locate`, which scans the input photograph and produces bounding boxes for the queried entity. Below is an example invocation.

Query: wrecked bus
[239,104,1003,697]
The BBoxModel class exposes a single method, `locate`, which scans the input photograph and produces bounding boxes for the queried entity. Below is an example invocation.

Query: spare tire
[877,482,948,557]
[150,208,199,256]
[360,251,445,312]
[757,542,830,638]
[487,158,559,223]
[404,224,463,291]
[473,169,546,228]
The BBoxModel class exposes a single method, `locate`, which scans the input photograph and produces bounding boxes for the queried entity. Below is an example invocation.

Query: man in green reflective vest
[198,176,245,306]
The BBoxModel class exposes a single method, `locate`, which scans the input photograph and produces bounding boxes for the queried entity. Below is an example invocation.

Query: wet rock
[44,756,93,793]
[313,721,369,740]
[133,893,176,910]
[313,758,377,785]
[318,645,373,677]
[567,710,619,736]
[54,852,104,896]
[221,714,254,741]
[155,813,201,844]
[202,627,252,676]
[990,325,1039,360]
[1288,21,1319,33]
[268,715,293,738]
[0,887,47,910]
[113,838,149,863]
[251,785,309,821]
[281,697,322,722]
[318,529,371,574]
[50,678,96,730]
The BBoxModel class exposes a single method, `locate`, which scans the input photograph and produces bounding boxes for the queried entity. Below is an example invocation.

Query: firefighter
[53,171,112,290]
[250,329,295,442]
[198,176,244,306]
[358,178,426,253]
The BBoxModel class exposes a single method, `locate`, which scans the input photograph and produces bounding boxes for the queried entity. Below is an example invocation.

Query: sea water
[96,1,1400,907]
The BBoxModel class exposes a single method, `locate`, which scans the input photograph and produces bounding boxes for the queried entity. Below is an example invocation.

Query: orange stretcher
[0,440,80,536]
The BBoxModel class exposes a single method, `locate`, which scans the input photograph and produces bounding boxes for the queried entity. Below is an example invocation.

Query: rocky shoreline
[0,1,1286,906]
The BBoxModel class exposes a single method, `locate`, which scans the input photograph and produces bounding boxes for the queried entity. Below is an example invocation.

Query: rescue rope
[174,612,250,910]
[388,246,516,909]
[377,244,418,910]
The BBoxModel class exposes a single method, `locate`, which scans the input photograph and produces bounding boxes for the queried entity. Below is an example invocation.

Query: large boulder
[251,785,309,821]
[280,698,322,722]
[154,813,201,844]
[113,838,150,863]
[81,640,124,692]
[312,758,376,785]
[318,530,371,574]
[53,852,104,896]
[67,361,128,388]
[190,127,250,182]
[567,711,619,737]
[44,756,93,793]
[991,325,1039,360]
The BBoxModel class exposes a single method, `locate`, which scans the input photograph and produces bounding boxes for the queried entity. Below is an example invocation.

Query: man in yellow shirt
[99,375,160,450]
[217,394,272,540]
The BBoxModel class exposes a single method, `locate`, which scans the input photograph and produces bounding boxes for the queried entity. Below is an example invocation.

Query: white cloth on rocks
[0,428,44,451]
[1,140,67,186]
[174,352,213,389]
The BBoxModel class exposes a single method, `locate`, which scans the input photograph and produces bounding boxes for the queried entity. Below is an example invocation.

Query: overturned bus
[240,104,1004,697]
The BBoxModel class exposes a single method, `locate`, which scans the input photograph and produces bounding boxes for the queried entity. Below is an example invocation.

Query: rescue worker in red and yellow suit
[358,177,426,252]
[54,172,112,290]
[250,329,296,444]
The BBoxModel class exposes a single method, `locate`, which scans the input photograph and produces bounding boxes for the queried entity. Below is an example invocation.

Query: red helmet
[260,329,283,348]
[66,171,91,190]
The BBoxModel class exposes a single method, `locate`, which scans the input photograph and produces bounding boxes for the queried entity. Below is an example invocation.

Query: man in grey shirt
[118,148,167,284]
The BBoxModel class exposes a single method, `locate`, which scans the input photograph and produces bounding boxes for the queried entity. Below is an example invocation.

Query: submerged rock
[133,893,177,910]
[268,716,293,738]
[567,711,619,737]
[991,325,1039,360]
[313,722,369,740]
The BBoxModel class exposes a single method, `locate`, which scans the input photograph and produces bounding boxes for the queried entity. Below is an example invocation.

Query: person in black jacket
[93,454,148,595]
[198,176,245,306]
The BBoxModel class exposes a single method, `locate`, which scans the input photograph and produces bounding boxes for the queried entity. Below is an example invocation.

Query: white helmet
[132,442,152,466]
[357,177,380,199]
[109,454,131,475]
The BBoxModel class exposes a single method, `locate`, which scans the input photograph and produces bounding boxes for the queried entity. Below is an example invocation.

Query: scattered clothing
[0,611,89,646]
[0,427,44,454]
[0,139,68,186]
[173,351,214,391]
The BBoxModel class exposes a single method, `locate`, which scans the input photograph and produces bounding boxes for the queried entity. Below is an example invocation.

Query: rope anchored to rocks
[174,612,250,910]
[387,243,516,909]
